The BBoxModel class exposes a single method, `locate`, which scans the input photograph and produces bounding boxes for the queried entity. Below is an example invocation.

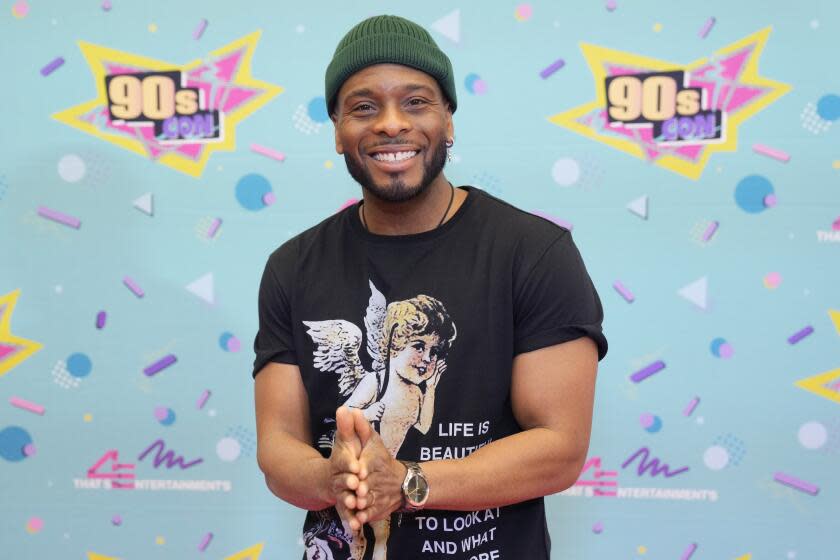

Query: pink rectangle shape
[250,143,286,162]
[683,396,700,416]
[38,206,81,229]
[752,143,790,162]
[10,397,45,415]
[197,389,211,409]
[198,532,214,551]
[698,17,715,39]
[193,18,208,40]
[206,218,222,238]
[701,221,719,242]
[680,543,698,560]
[774,472,819,495]
[612,280,635,303]
[123,276,145,298]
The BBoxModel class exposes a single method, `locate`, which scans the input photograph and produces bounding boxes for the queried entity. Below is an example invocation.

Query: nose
[421,348,433,364]
[372,102,411,137]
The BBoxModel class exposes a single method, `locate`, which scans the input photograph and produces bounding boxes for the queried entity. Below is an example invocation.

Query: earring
[445,137,454,163]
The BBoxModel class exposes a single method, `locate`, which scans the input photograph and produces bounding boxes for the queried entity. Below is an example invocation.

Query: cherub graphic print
[303,280,457,560]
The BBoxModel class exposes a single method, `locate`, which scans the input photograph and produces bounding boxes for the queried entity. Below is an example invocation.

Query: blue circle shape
[645,416,663,433]
[235,174,272,211]
[0,426,33,462]
[161,409,176,426]
[710,337,726,357]
[735,175,774,214]
[66,352,92,378]
[307,97,330,123]
[816,94,840,121]
[464,73,480,93]
[219,332,233,351]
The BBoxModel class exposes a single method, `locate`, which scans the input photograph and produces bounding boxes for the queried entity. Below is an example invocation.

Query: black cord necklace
[361,183,455,232]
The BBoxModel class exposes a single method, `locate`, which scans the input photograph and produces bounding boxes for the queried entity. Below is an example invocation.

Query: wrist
[313,456,337,507]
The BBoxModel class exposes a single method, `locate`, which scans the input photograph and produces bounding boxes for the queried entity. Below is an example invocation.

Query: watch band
[398,460,429,513]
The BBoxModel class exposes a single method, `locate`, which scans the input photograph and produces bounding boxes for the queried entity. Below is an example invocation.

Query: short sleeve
[252,244,298,377]
[513,230,608,360]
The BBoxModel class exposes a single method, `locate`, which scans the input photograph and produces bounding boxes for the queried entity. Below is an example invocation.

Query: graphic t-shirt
[253,186,608,560]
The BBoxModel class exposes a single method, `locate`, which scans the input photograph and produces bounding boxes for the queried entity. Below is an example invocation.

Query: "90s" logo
[605,71,723,144]
[105,71,221,143]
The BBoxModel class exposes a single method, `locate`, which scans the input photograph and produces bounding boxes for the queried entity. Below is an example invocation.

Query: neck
[360,176,464,235]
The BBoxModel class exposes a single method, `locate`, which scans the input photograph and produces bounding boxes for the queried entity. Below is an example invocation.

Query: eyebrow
[342,83,438,104]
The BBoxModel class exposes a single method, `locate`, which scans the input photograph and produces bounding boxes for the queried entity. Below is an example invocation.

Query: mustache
[367,138,417,149]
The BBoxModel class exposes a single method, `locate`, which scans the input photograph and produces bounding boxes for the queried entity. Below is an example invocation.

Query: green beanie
[325,15,457,115]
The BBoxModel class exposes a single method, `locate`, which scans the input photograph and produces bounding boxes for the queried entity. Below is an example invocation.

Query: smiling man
[253,14,608,560]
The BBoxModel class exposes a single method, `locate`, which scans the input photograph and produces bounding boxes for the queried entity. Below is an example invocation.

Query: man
[253,14,608,560]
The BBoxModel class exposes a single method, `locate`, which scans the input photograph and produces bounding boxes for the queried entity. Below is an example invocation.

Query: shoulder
[469,187,571,262]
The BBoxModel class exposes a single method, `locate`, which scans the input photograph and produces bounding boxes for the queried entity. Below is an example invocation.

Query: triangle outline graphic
[224,542,265,560]
[829,309,840,336]
[794,366,840,405]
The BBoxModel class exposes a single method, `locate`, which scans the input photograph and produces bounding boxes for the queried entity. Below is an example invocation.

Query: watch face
[406,473,429,504]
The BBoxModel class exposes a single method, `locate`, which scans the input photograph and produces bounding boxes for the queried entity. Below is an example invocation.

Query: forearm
[258,430,334,511]
[421,427,585,511]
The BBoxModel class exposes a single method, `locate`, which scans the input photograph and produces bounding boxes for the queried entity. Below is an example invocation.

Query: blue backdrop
[1,1,839,558]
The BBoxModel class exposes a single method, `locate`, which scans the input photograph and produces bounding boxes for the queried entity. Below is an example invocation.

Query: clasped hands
[329,406,406,531]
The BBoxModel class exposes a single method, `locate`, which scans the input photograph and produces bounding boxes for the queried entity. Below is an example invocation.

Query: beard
[343,137,448,203]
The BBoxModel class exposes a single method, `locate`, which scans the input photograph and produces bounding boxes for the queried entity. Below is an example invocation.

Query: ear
[331,114,344,155]
[445,109,454,145]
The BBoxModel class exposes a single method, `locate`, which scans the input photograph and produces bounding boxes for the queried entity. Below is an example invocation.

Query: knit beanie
[325,15,457,115]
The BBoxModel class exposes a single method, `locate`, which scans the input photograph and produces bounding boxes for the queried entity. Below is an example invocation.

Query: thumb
[336,406,361,454]
[352,407,374,447]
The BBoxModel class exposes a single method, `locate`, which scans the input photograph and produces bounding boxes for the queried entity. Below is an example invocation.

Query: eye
[351,102,375,113]
[411,341,425,351]
[407,97,430,108]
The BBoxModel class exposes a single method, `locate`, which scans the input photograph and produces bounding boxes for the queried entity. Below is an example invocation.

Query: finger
[355,509,369,525]
[342,489,357,510]
[345,473,359,491]
[337,503,361,532]
[356,479,368,497]
[330,446,359,478]
[336,407,357,446]
[352,407,374,447]
[335,407,362,472]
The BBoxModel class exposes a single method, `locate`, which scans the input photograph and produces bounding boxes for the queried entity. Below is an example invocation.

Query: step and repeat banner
[1,1,838,558]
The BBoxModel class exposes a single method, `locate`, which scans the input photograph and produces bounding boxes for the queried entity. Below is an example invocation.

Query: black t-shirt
[253,186,608,560]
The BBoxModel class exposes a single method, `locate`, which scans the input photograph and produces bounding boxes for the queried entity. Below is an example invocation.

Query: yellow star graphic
[549,27,790,180]
[53,31,282,177]
[0,289,43,378]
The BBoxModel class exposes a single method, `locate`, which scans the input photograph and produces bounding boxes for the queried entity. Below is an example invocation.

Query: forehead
[409,333,441,344]
[337,63,442,101]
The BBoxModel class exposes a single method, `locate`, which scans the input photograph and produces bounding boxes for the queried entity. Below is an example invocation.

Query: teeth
[373,151,417,162]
